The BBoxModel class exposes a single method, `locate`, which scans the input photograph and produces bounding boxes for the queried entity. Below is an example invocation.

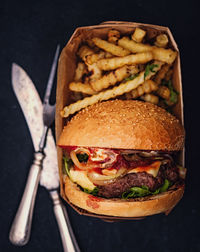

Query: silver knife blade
[12,63,80,252]
[12,63,59,189]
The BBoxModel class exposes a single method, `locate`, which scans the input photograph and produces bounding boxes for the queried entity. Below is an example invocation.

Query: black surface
[0,0,199,251]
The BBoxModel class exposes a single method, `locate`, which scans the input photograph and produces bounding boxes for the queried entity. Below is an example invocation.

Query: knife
[9,63,80,252]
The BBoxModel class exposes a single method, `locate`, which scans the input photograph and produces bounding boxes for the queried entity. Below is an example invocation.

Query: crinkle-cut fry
[118,37,152,53]
[141,94,159,104]
[74,62,87,82]
[108,36,119,44]
[118,37,177,64]
[127,65,140,75]
[86,39,96,48]
[131,80,158,98]
[154,64,171,85]
[165,69,173,81]
[97,52,153,71]
[69,82,97,95]
[78,45,94,61]
[60,61,163,117]
[152,47,177,65]
[154,34,168,48]
[91,65,139,92]
[157,86,170,100]
[92,37,130,57]
[86,51,106,65]
[131,28,146,43]
[87,63,102,82]
[108,29,121,44]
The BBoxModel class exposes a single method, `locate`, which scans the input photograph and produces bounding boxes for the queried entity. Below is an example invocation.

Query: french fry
[154,64,170,85]
[92,37,130,56]
[141,94,159,104]
[157,86,170,100]
[61,28,178,118]
[91,65,139,92]
[118,36,152,53]
[87,63,102,82]
[97,52,153,71]
[131,80,158,98]
[152,47,177,65]
[165,69,173,81]
[69,82,97,95]
[85,51,113,65]
[154,34,168,48]
[131,28,146,43]
[108,29,121,44]
[86,39,96,48]
[74,62,87,82]
[118,37,177,64]
[86,51,106,65]
[78,45,94,61]
[60,61,163,117]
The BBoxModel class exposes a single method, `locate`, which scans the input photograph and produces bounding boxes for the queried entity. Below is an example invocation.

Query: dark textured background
[0,0,199,251]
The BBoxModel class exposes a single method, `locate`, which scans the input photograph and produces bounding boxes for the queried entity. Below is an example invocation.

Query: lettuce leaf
[160,179,170,192]
[83,187,99,196]
[122,179,170,199]
[63,156,73,177]
[63,156,98,196]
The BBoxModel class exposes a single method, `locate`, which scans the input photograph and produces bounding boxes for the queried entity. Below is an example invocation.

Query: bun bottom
[64,177,184,217]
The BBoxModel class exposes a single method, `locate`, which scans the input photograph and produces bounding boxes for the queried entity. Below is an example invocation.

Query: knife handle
[9,151,45,246]
[50,190,80,252]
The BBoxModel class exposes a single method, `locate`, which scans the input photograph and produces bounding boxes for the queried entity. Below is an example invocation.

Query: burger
[58,100,185,217]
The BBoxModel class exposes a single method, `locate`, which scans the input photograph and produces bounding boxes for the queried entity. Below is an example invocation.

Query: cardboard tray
[55,21,184,221]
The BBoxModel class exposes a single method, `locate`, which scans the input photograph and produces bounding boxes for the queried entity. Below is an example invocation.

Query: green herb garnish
[162,79,179,104]
[76,153,89,163]
[144,64,158,80]
[124,73,139,81]
[83,187,99,196]
[122,179,170,199]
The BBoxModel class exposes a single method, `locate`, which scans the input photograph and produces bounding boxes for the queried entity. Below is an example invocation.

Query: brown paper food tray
[55,21,184,221]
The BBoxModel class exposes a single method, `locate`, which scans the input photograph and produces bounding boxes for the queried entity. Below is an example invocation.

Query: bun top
[58,100,184,151]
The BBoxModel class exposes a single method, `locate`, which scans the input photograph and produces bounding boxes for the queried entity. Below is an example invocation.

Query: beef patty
[98,164,179,198]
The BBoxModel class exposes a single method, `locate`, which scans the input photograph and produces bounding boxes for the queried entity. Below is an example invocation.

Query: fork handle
[50,190,80,252]
[9,151,45,246]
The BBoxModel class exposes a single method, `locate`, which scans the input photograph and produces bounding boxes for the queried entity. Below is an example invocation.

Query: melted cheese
[128,161,161,177]
[102,168,117,176]
[69,169,95,190]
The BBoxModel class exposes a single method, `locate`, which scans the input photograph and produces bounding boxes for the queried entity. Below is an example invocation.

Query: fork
[9,45,60,245]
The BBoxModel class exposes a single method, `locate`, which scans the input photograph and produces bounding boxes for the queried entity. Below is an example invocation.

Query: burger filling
[62,146,186,199]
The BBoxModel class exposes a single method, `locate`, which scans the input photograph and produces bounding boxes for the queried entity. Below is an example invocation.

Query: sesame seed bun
[64,176,185,217]
[58,100,185,218]
[58,100,184,151]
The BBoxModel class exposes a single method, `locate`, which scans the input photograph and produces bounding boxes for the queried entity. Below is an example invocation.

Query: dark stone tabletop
[0,0,199,251]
